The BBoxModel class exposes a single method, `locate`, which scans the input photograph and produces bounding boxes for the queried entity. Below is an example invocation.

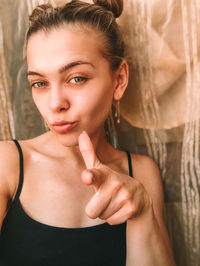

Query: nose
[48,85,70,113]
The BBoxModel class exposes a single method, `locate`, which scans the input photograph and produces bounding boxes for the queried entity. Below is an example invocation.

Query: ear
[113,60,129,101]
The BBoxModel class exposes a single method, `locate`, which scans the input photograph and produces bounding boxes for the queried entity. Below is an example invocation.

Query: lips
[51,121,77,134]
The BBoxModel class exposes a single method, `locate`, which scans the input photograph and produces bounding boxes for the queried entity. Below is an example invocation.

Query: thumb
[81,168,103,192]
[79,131,100,169]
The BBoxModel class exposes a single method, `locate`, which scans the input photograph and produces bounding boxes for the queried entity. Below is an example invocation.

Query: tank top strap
[126,151,133,177]
[12,140,24,200]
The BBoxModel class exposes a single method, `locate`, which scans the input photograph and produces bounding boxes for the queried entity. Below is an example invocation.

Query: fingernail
[81,131,87,135]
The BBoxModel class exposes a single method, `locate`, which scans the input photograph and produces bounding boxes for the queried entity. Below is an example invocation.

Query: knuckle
[111,179,122,192]
[112,180,122,191]
[127,209,135,219]
[126,202,137,218]
[121,189,132,203]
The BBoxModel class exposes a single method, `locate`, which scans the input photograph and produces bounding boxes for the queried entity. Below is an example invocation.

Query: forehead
[26,26,106,71]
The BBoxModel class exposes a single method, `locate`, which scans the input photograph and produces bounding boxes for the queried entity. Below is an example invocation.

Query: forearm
[126,207,176,266]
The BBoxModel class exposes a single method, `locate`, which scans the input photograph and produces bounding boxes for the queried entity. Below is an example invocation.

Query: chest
[19,156,98,228]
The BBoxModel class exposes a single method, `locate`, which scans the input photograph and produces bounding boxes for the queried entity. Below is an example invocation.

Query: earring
[115,100,120,124]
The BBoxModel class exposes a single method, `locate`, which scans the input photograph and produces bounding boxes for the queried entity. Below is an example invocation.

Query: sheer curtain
[0,0,199,265]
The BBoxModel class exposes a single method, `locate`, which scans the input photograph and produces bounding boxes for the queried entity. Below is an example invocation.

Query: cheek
[77,85,113,119]
[32,92,47,118]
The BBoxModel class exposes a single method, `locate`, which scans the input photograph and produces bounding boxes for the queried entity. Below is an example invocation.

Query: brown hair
[26,0,125,70]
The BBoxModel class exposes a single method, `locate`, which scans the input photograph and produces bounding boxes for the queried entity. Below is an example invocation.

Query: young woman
[0,0,176,265]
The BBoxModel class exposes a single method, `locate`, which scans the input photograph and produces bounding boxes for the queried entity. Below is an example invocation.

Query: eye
[70,76,87,84]
[31,81,47,88]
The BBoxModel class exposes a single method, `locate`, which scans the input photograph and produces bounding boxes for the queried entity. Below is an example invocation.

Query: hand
[78,131,152,225]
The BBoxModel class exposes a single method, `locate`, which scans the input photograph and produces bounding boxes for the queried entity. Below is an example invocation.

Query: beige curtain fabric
[0,0,199,265]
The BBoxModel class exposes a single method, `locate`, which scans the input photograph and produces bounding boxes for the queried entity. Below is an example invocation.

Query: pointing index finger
[78,131,99,169]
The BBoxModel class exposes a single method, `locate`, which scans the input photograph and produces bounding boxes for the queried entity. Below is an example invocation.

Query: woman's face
[27,26,117,146]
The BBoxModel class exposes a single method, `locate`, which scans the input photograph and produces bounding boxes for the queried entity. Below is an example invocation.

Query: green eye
[32,82,46,88]
[70,77,86,84]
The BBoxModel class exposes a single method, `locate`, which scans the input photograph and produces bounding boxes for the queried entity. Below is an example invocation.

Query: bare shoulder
[0,140,21,228]
[0,140,20,199]
[131,154,161,178]
[130,153,164,210]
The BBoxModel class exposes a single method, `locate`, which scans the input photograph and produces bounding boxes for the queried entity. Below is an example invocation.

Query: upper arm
[131,154,174,256]
[0,141,19,230]
[132,155,164,216]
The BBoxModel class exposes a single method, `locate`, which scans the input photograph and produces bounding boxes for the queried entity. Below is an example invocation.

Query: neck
[45,126,115,164]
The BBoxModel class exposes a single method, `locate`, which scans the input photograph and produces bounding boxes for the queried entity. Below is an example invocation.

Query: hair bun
[93,0,123,18]
[29,4,54,24]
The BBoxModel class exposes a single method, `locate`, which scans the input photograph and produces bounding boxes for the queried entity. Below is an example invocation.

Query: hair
[26,0,125,70]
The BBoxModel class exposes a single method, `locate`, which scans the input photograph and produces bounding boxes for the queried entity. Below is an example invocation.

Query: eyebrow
[27,60,95,77]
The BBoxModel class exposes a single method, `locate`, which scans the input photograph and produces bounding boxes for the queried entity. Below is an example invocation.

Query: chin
[54,132,80,147]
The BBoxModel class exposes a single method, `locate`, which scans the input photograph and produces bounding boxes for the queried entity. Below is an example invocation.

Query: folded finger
[106,202,136,225]
[99,190,123,220]
[85,188,111,219]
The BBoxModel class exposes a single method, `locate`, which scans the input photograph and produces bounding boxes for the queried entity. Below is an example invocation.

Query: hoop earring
[115,100,120,124]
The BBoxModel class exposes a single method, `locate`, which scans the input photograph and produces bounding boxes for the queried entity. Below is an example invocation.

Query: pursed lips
[50,121,78,133]
[51,121,75,126]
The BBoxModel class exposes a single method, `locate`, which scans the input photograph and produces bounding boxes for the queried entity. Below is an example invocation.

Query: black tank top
[0,140,133,266]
